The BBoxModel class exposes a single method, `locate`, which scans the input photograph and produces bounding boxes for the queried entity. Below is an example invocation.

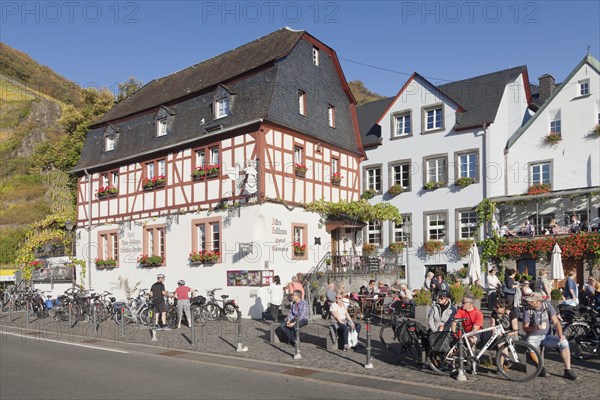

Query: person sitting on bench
[330,291,361,351]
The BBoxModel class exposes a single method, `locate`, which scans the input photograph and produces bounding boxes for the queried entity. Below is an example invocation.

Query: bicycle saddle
[221,295,229,299]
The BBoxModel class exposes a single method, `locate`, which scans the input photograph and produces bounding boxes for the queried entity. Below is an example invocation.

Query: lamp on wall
[314,237,321,245]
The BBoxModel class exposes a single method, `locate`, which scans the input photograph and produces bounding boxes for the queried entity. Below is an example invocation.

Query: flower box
[189,250,220,264]
[95,258,117,268]
[331,172,342,186]
[454,177,474,187]
[592,124,600,137]
[544,132,562,145]
[96,185,118,199]
[362,243,377,256]
[294,164,307,177]
[388,241,405,254]
[423,181,446,190]
[455,240,473,258]
[388,184,404,196]
[293,242,307,256]
[527,183,551,195]
[138,254,164,267]
[361,189,376,200]
[143,175,166,190]
[424,240,445,256]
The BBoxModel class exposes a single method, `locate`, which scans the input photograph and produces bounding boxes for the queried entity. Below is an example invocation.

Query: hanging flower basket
[424,240,445,256]
[527,183,551,195]
[456,240,474,258]
[544,132,562,145]
[294,164,307,177]
[362,243,377,256]
[331,172,342,186]
[388,241,405,254]
[138,254,164,267]
[293,242,307,256]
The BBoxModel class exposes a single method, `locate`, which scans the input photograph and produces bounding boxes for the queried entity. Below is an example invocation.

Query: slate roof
[356,97,394,147]
[95,28,305,125]
[506,54,600,149]
[437,65,528,130]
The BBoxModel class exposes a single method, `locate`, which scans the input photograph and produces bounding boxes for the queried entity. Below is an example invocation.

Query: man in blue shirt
[564,270,578,303]
[279,290,309,345]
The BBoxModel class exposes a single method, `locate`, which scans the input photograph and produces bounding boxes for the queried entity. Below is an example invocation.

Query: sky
[1,1,599,98]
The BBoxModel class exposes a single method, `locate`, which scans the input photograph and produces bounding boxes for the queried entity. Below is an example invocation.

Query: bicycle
[428,317,543,382]
[563,305,599,359]
[379,312,428,364]
[204,288,239,322]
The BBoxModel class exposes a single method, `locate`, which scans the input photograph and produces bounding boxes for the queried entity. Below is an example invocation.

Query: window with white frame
[298,91,306,116]
[459,152,477,179]
[459,211,478,239]
[294,146,303,165]
[294,226,303,245]
[392,162,410,189]
[101,173,109,187]
[426,157,446,183]
[196,150,205,167]
[331,158,339,174]
[99,231,119,262]
[210,147,219,164]
[328,105,335,128]
[157,118,167,137]
[192,218,222,255]
[367,220,381,245]
[531,162,551,185]
[111,171,119,187]
[550,119,561,134]
[366,166,382,191]
[145,226,166,258]
[157,159,166,177]
[393,112,411,137]
[426,213,446,241]
[196,224,206,251]
[425,106,443,131]
[215,97,229,118]
[312,47,319,66]
[210,222,220,253]
[146,163,155,179]
[579,79,590,96]
[393,215,411,245]
[105,136,115,151]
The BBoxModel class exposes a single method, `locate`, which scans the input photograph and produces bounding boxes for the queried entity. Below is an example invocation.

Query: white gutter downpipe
[85,169,92,289]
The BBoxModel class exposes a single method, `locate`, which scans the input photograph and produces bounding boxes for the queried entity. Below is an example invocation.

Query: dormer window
[105,135,115,151]
[216,97,229,119]
[157,118,167,137]
[312,47,319,66]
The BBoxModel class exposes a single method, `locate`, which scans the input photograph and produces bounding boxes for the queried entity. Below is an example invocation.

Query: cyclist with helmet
[150,274,170,330]
[428,290,455,332]
[174,279,192,328]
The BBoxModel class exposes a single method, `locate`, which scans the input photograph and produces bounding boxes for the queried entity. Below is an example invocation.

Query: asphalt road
[0,333,425,400]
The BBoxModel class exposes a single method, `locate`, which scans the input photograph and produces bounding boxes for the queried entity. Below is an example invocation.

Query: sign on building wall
[227,270,273,286]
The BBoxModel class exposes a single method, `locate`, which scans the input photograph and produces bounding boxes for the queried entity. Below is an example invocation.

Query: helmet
[438,290,451,299]
[157,273,165,279]
[177,280,185,286]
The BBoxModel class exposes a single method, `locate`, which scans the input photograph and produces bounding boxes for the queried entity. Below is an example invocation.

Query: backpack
[527,302,549,332]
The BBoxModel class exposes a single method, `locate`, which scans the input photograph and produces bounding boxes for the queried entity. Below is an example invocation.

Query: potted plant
[550,289,564,309]
[424,240,445,256]
[362,243,377,256]
[294,163,307,177]
[527,183,551,195]
[331,172,342,185]
[361,189,377,200]
[423,181,445,190]
[454,177,474,187]
[468,284,484,309]
[544,131,562,145]
[388,241,405,255]
[388,184,404,196]
[293,242,306,256]
[450,283,466,305]
[138,254,164,267]
[413,288,432,320]
[455,239,473,258]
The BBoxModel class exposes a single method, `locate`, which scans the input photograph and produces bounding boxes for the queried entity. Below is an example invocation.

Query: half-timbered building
[73,28,364,317]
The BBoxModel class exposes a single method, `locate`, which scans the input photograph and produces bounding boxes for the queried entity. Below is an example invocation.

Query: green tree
[117,77,143,101]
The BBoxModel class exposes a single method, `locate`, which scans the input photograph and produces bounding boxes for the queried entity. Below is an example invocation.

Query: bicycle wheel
[191,304,208,325]
[495,340,543,382]
[380,323,404,354]
[224,303,239,322]
[138,306,152,326]
[564,322,598,359]
[205,302,220,321]
[166,306,178,328]
[428,343,458,376]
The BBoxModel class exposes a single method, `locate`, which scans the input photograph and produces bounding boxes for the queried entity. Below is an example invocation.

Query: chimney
[538,74,555,103]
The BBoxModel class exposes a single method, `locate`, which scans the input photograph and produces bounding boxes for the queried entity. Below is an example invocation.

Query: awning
[490,186,599,204]
[324,215,366,233]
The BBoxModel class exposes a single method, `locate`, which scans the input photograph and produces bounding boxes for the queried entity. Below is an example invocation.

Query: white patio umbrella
[468,242,482,284]
[550,243,565,282]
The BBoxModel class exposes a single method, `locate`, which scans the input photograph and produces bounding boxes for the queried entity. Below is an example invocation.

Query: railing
[329,253,403,276]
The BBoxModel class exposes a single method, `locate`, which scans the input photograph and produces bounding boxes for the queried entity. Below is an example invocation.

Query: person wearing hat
[521,280,533,296]
[523,292,577,380]
[174,279,192,328]
[428,290,455,331]
[150,274,171,330]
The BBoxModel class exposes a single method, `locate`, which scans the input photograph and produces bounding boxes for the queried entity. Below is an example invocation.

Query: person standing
[503,269,518,310]
[174,280,192,328]
[564,270,578,304]
[534,269,552,300]
[150,274,171,330]
[268,275,284,321]
[279,290,309,345]
[424,271,435,291]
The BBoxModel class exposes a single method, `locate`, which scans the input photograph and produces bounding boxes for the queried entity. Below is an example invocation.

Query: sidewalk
[0,311,597,399]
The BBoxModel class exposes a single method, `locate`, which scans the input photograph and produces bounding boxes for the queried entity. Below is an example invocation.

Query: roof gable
[506,54,600,149]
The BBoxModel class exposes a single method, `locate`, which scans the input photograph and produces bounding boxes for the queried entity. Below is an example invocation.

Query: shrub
[450,284,466,304]
[413,289,432,305]
[468,284,484,300]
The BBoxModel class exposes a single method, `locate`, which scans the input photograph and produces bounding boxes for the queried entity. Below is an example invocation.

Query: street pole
[364,315,373,369]
[456,320,467,381]
[293,323,301,359]
[235,308,248,352]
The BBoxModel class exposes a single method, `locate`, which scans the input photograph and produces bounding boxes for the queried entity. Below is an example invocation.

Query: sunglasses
[462,301,471,305]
